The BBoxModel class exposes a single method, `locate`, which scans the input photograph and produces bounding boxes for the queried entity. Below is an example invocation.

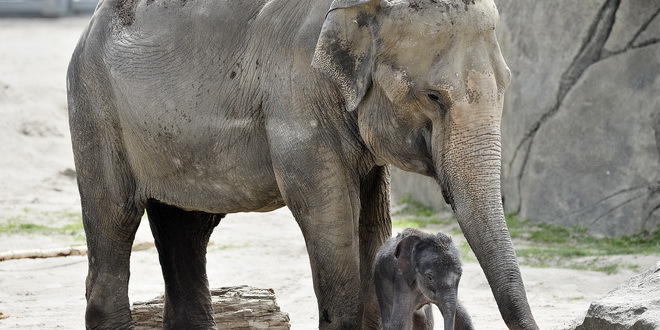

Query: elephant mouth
[422,121,455,211]
[413,121,436,178]
[388,121,437,177]
[438,178,455,211]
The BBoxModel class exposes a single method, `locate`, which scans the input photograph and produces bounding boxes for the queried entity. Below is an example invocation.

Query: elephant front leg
[281,171,364,329]
[359,165,392,329]
[293,206,364,330]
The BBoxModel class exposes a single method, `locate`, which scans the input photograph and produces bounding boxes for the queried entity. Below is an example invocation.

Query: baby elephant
[374,228,474,330]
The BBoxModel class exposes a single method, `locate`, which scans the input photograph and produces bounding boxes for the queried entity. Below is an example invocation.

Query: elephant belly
[131,144,285,214]
[118,103,285,214]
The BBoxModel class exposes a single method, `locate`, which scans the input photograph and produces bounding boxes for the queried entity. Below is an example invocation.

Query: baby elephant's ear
[394,235,422,286]
[312,0,378,112]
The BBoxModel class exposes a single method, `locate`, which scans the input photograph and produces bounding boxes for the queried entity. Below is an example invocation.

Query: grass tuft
[505,213,660,273]
[393,204,660,274]
[0,209,85,241]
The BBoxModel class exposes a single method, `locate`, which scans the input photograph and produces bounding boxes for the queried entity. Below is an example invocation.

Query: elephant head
[399,233,460,330]
[313,0,538,329]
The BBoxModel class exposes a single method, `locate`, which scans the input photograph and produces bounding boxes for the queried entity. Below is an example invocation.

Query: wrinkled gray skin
[67,0,538,329]
[374,228,474,330]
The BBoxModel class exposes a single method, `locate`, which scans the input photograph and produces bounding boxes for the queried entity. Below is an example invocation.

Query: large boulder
[572,262,660,330]
[389,0,660,236]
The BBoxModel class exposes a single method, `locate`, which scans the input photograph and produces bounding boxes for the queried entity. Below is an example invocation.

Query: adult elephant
[67,0,538,329]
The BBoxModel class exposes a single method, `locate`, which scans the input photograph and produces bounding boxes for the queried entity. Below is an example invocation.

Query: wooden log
[0,241,154,262]
[0,246,87,261]
[131,285,291,329]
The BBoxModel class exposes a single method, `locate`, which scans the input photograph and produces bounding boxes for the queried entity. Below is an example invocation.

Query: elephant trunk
[454,186,536,329]
[438,120,539,330]
[436,293,457,330]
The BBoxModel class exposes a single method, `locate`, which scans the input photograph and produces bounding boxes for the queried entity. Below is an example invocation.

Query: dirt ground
[0,14,658,330]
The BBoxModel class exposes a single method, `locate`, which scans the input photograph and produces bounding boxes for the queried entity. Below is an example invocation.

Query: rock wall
[389,0,660,236]
[495,0,660,236]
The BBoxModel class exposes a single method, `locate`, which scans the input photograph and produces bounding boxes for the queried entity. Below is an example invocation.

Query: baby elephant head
[375,228,472,330]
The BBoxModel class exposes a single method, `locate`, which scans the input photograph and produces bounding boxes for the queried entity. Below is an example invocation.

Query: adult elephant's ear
[312,0,378,112]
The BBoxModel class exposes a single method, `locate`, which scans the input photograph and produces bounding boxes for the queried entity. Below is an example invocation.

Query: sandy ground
[0,14,658,330]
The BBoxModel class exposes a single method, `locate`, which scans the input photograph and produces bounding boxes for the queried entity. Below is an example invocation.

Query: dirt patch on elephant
[116,0,138,25]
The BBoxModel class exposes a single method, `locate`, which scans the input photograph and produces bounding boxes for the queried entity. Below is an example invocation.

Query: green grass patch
[0,209,84,240]
[506,213,659,255]
[505,213,660,273]
[569,263,620,275]
[391,208,658,274]
[0,222,50,234]
[458,242,477,263]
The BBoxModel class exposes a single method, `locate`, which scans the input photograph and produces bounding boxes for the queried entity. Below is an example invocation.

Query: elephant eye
[425,90,449,114]
[424,273,435,283]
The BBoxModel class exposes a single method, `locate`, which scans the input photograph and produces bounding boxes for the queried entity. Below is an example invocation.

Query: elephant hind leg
[82,199,143,330]
[69,42,147,329]
[71,109,144,329]
[145,199,223,330]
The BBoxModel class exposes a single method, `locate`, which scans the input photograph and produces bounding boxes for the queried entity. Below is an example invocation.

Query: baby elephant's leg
[412,304,434,330]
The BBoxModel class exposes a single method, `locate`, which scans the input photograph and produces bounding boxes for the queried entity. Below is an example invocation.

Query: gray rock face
[495,0,660,236]
[388,0,659,236]
[573,262,660,330]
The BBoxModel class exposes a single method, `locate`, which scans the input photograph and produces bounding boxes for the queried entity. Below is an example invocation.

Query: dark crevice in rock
[513,139,532,213]
[655,110,660,164]
[643,183,660,229]
[558,186,646,222]
[509,0,621,211]
[605,6,660,58]
[632,37,660,49]
[557,183,660,231]
[646,203,660,228]
[630,7,660,48]
[587,190,646,227]
[557,0,620,100]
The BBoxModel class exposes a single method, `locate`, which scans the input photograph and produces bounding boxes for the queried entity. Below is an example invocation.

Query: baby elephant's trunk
[438,293,458,330]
